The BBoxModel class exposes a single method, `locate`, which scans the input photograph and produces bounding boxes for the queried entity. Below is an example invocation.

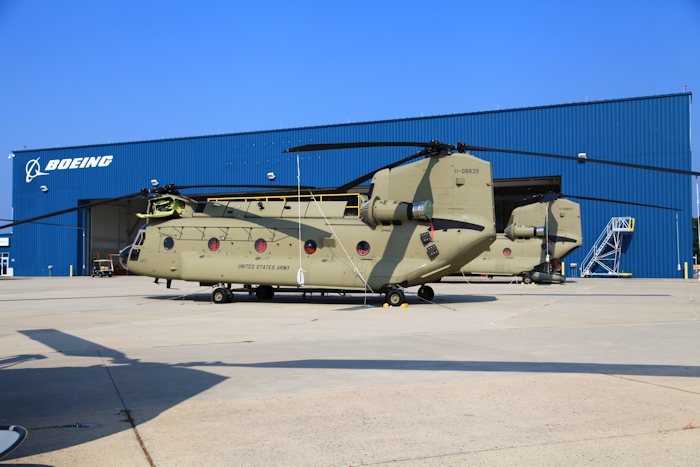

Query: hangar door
[493,176,561,232]
[87,199,148,265]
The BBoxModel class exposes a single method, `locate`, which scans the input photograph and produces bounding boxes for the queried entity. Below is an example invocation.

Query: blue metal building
[8,92,693,278]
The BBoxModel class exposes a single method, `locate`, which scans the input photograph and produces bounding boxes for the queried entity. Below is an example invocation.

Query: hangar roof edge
[11,92,692,154]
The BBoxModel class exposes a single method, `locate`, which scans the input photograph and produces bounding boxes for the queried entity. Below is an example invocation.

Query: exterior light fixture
[151,179,159,187]
[267,172,276,181]
[40,185,48,193]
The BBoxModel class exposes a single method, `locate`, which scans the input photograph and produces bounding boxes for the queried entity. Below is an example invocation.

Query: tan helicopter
[118,141,498,305]
[460,196,582,284]
[458,185,684,284]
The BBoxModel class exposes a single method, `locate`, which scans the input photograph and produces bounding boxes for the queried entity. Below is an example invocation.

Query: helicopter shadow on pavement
[144,291,499,307]
[0,329,229,461]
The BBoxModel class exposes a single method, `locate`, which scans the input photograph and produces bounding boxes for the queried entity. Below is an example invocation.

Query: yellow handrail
[208,193,363,217]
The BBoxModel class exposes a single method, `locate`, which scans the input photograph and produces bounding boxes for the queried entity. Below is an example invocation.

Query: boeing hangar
[4,93,693,278]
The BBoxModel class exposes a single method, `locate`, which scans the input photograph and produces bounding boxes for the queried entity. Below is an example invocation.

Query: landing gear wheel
[212,287,230,304]
[256,285,275,301]
[225,289,234,302]
[386,289,406,306]
[417,285,434,302]
[522,274,533,284]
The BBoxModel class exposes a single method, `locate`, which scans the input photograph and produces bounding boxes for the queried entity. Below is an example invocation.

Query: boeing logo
[25,158,48,183]
[25,155,114,183]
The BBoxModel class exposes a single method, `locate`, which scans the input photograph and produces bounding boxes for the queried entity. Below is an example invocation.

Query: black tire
[417,285,434,302]
[212,287,229,304]
[386,289,405,306]
[522,274,533,284]
[225,289,234,302]
[256,285,275,301]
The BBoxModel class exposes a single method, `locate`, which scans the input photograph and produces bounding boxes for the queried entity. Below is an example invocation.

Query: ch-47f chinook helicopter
[460,196,582,284]
[458,189,679,284]
[118,141,498,305]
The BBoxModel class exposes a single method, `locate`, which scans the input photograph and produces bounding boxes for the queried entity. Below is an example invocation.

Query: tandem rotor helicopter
[1,141,691,304]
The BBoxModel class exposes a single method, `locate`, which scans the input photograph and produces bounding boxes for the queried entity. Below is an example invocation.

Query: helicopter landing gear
[212,287,230,304]
[256,285,275,301]
[385,289,406,306]
[417,285,434,301]
[522,274,533,284]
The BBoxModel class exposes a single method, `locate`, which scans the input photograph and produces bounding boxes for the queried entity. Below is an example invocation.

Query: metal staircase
[580,217,635,277]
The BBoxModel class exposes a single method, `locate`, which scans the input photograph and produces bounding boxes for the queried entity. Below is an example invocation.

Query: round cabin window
[254,238,267,253]
[163,237,175,251]
[356,241,370,256]
[208,238,220,252]
[304,240,317,254]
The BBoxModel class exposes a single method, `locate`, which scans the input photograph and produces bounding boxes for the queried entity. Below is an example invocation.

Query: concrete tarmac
[0,276,698,466]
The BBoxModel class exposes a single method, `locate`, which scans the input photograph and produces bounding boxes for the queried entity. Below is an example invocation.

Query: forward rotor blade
[174,184,316,191]
[0,184,320,230]
[562,194,679,211]
[0,191,145,230]
[0,219,85,229]
[462,145,700,177]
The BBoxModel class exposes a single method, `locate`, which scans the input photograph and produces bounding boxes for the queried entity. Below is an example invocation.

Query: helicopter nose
[119,246,131,270]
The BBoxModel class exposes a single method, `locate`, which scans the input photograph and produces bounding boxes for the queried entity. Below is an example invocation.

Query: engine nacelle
[504,224,545,241]
[360,198,433,227]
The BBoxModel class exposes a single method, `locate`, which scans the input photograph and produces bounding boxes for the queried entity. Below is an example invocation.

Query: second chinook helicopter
[118,141,498,305]
[460,197,582,284]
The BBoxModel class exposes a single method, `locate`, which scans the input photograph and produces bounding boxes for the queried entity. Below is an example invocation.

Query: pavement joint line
[355,426,700,466]
[602,373,700,396]
[97,349,156,467]
[490,283,605,325]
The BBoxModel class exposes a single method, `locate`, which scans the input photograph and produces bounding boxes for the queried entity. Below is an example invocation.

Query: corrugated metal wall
[10,93,692,277]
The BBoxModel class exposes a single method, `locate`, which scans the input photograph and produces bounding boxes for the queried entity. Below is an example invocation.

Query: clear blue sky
[1,0,699,225]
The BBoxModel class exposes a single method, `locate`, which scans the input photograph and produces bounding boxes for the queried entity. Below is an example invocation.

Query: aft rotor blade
[462,145,700,177]
[562,194,679,211]
[284,142,438,153]
[540,192,559,203]
[334,149,432,192]
[0,191,145,230]
[283,141,458,192]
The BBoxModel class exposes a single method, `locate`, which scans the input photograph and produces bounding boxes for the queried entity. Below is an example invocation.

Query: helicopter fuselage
[461,198,583,278]
[121,152,497,294]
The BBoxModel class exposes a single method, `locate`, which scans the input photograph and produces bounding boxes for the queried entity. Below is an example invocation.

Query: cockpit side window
[134,232,146,246]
